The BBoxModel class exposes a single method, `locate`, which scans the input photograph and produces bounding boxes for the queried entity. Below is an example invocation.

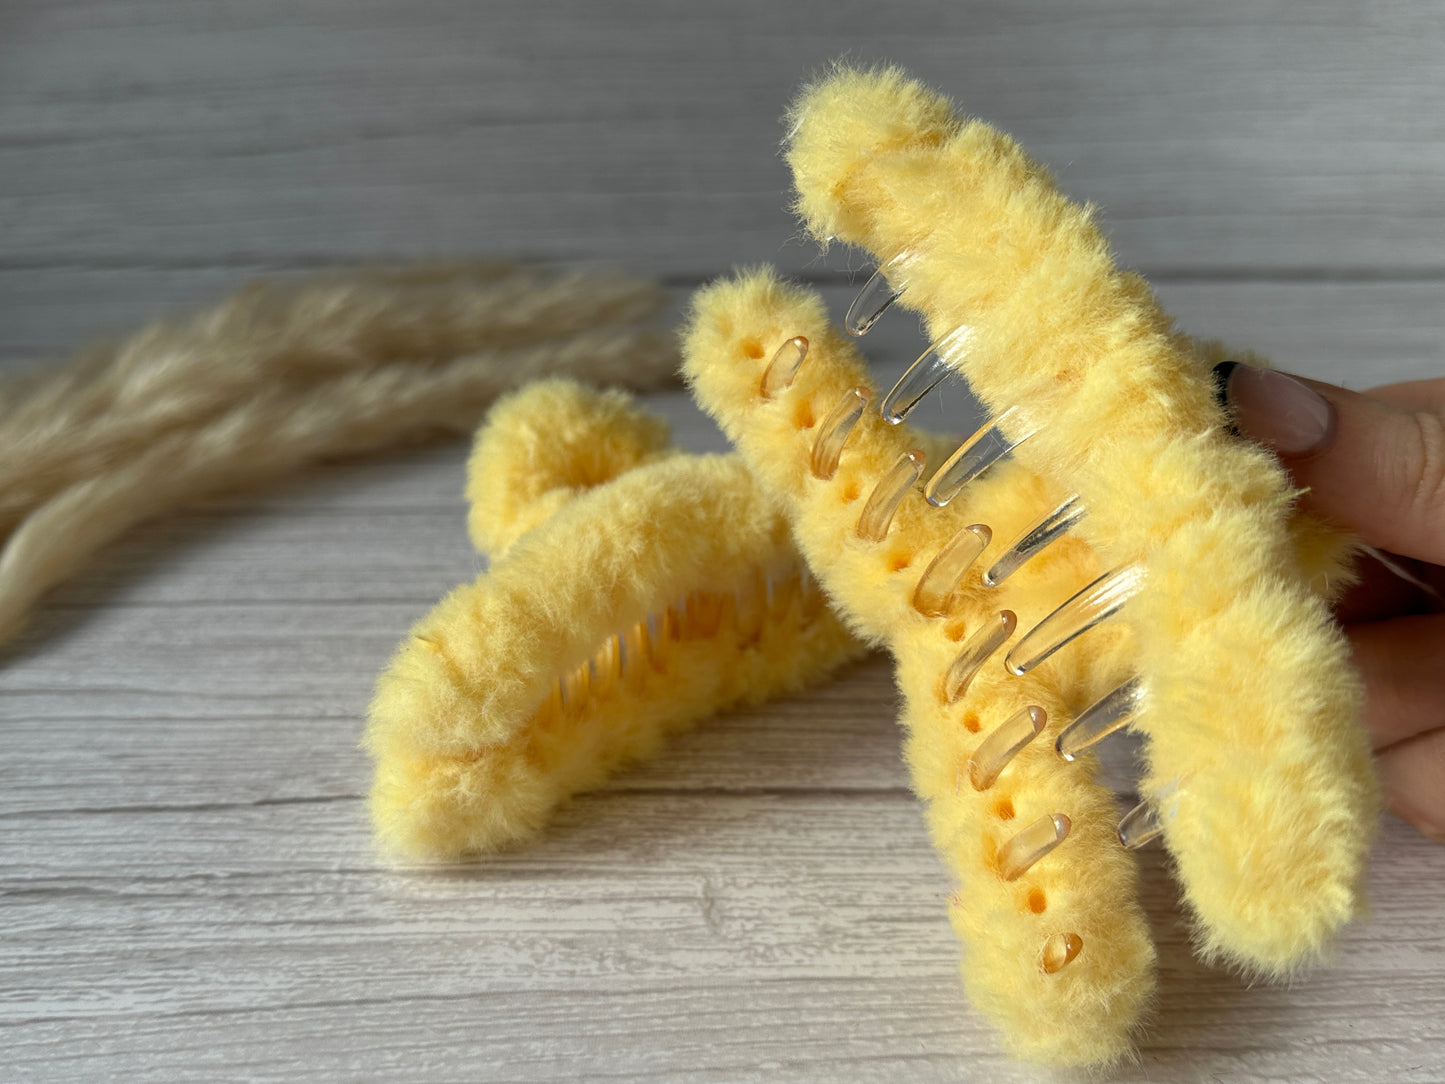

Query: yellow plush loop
[783,64,1378,980]
[366,381,863,859]
[683,269,1154,1067]
[465,379,677,558]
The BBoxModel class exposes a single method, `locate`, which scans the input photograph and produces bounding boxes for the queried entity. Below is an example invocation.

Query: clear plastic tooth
[912,523,991,617]
[684,591,727,639]
[810,386,870,480]
[536,681,564,727]
[680,595,699,639]
[768,566,801,618]
[968,705,1046,791]
[1041,933,1084,974]
[997,813,1072,881]
[1056,678,1144,761]
[984,495,1087,588]
[880,326,971,424]
[734,568,767,644]
[1117,798,1164,850]
[647,608,679,673]
[856,448,925,542]
[924,407,1035,507]
[845,251,914,336]
[942,610,1016,704]
[623,620,652,690]
[718,590,739,631]
[799,564,825,620]
[1006,564,1146,676]
[590,634,623,699]
[561,661,590,711]
[760,335,809,399]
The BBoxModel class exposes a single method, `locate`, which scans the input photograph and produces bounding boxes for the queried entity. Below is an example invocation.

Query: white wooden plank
[1,798,1441,1082]
[2,1,1445,275]
[5,979,1442,1084]
[0,630,904,813]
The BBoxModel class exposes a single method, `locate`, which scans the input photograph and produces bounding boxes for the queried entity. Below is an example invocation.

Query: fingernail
[1221,363,1335,456]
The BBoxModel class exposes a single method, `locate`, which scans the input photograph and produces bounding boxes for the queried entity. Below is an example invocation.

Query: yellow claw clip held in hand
[678,63,1377,1066]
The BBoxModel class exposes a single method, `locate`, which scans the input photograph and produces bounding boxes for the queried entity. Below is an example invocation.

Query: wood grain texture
[2,1,1444,1081]
[4,0,1445,283]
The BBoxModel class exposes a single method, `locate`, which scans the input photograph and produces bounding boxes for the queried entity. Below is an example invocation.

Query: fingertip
[1223,364,1336,457]
[1377,727,1445,844]
[1225,364,1445,563]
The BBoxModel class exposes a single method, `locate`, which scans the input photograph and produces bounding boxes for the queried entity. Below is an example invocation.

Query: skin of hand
[1221,363,1445,843]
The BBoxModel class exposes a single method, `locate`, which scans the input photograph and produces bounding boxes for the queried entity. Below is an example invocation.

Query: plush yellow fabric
[684,269,1153,1066]
[366,380,863,858]
[782,64,1378,984]
[464,380,677,559]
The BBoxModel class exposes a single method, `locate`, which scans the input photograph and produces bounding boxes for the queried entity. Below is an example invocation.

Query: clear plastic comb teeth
[881,326,972,424]
[689,308,1157,998]
[845,250,915,336]
[789,284,1154,847]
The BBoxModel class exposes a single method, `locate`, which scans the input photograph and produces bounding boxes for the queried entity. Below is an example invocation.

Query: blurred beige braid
[0,264,680,648]
[0,264,671,535]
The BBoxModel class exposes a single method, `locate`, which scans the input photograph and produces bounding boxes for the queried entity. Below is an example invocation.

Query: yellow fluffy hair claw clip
[365,379,863,858]
[680,64,1379,1065]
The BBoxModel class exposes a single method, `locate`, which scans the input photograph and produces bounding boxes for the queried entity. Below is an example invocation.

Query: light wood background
[3,2,1444,1081]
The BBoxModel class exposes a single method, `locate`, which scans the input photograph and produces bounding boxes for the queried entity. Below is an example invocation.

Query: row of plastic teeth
[758,330,1090,975]
[771,260,1165,853]
[530,564,826,728]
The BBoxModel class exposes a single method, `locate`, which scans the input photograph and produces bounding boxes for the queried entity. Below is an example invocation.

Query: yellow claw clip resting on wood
[680,63,1379,1066]
[365,379,863,859]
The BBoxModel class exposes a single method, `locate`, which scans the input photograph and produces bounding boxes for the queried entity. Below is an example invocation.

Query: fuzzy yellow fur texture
[684,270,1153,1066]
[366,380,863,858]
[782,68,1378,974]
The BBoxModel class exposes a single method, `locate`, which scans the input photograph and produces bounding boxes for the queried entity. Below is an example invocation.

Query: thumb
[1222,363,1445,565]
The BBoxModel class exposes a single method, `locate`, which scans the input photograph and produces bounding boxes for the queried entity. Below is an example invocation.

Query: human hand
[1221,363,1445,842]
